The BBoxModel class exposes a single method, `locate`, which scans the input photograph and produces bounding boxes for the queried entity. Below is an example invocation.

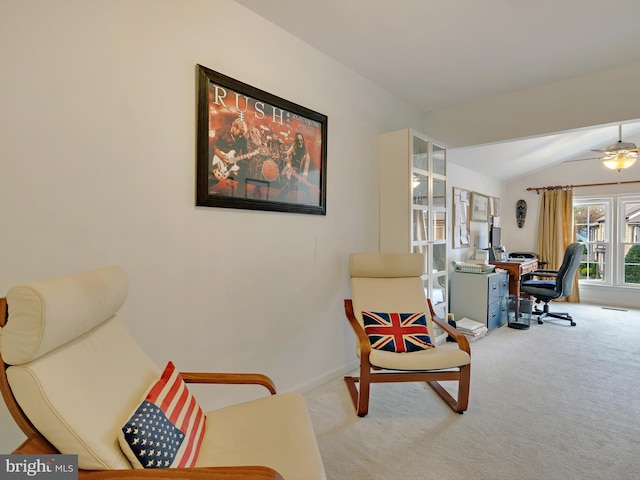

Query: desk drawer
[498,270,509,297]
[488,300,502,330]
[488,275,501,303]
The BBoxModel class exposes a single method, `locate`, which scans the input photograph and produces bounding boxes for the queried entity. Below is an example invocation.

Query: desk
[490,259,538,298]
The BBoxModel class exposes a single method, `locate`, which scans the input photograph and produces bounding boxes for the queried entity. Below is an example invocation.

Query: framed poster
[196,64,327,215]
[470,192,489,222]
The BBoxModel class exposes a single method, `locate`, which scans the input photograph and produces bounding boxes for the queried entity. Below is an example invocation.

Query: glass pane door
[412,172,428,206]
[433,143,446,175]
[412,135,428,170]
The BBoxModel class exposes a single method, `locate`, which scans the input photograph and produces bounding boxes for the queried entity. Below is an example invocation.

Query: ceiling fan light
[597,125,639,170]
[602,156,637,170]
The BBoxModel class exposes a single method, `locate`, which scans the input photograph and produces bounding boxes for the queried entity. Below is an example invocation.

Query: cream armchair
[0,266,325,480]
[344,253,471,417]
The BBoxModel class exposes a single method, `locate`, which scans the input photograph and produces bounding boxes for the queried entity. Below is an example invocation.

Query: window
[573,199,610,283]
[573,195,640,287]
[620,197,640,285]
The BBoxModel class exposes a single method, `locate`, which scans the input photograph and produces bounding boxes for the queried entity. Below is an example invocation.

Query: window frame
[617,195,640,287]
[573,197,612,285]
[574,194,640,289]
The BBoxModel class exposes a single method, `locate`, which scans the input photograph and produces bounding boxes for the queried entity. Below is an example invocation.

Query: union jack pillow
[362,311,435,353]
[119,361,206,469]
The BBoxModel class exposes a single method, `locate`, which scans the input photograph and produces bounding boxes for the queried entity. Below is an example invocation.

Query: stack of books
[454,317,489,342]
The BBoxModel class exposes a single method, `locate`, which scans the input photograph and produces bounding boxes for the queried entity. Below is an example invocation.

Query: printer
[508,252,537,262]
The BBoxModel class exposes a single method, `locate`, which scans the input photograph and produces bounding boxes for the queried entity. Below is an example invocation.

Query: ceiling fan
[563,125,639,171]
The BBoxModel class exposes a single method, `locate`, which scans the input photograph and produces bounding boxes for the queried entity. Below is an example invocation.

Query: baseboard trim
[291,360,360,394]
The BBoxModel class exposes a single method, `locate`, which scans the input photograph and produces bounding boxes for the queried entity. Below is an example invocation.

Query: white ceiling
[449,121,640,181]
[236,0,640,180]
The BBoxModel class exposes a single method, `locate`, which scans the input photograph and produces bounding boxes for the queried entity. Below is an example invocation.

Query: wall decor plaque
[516,199,527,228]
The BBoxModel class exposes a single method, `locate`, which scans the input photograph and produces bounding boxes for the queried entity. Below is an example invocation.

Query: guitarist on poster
[211,118,249,196]
[278,132,318,203]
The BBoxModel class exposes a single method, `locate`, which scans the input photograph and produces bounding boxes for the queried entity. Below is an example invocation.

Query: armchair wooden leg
[426,364,470,414]
[357,368,371,417]
[457,364,471,412]
[344,359,372,417]
[344,376,369,417]
[346,366,471,416]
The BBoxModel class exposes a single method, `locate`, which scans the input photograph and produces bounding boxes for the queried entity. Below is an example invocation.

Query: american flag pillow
[362,311,435,353]
[119,361,206,469]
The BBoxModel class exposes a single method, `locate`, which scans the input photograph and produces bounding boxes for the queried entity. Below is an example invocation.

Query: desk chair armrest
[521,269,559,281]
[180,372,277,395]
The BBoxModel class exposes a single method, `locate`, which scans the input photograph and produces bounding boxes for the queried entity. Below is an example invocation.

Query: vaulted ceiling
[236,0,640,180]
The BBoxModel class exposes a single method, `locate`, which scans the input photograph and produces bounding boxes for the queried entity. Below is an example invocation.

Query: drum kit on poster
[211,125,291,186]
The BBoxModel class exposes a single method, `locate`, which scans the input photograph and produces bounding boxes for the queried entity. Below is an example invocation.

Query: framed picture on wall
[470,192,489,222]
[196,64,328,215]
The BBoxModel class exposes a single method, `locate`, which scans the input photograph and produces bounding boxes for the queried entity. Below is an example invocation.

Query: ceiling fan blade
[591,127,639,153]
[563,157,600,163]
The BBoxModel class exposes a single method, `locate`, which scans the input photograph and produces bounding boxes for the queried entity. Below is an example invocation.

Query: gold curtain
[535,188,580,302]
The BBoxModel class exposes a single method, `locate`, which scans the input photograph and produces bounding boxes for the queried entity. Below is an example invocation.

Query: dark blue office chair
[520,242,583,326]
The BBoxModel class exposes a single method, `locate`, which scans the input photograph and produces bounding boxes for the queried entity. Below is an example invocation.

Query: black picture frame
[196,64,327,215]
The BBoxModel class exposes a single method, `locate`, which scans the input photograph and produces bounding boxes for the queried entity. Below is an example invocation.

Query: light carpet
[304,303,640,480]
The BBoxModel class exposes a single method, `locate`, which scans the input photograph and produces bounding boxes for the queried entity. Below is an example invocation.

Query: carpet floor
[304,303,640,480]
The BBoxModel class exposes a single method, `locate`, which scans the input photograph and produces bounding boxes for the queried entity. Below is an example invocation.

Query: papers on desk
[452,261,496,274]
[455,317,489,342]
[475,249,489,262]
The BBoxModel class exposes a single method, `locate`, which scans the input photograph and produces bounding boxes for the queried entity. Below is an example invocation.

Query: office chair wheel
[538,319,544,325]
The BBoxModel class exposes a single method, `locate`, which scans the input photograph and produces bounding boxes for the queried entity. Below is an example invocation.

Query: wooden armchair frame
[344,297,471,417]
[0,297,284,480]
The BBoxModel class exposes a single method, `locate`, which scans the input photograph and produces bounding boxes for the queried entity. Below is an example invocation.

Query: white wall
[0,0,425,451]
[446,163,502,264]
[424,61,640,148]
[425,58,640,310]
[505,161,640,309]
